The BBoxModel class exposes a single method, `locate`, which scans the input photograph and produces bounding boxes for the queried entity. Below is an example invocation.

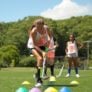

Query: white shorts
[67,53,78,58]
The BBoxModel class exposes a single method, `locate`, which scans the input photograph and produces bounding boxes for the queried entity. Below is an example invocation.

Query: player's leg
[32,49,43,86]
[73,57,80,78]
[49,58,55,76]
[66,57,72,77]
[47,51,55,76]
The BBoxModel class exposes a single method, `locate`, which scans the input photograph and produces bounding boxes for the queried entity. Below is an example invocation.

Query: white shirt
[67,41,78,55]
[27,36,34,49]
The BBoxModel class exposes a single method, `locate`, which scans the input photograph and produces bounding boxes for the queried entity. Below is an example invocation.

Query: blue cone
[16,87,28,92]
[59,87,71,92]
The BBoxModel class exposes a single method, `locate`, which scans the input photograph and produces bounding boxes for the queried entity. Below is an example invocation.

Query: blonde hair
[34,18,44,25]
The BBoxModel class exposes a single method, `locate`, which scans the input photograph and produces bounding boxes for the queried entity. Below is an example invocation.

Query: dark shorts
[28,48,34,55]
[29,46,47,56]
[39,46,46,51]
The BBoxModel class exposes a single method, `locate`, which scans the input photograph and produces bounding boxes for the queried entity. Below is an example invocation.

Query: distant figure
[65,34,83,78]
[44,31,58,78]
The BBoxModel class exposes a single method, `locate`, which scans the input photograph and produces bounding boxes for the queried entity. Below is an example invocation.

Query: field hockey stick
[56,56,68,78]
[41,56,46,78]
[56,64,64,78]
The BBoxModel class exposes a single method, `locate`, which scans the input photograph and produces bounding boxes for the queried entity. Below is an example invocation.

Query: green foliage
[19,56,36,67]
[0,45,19,67]
[0,15,92,67]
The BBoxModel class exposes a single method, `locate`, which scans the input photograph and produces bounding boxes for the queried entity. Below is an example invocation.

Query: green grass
[0,68,92,92]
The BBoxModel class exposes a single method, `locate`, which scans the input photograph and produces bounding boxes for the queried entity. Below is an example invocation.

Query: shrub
[0,45,19,67]
[19,56,36,67]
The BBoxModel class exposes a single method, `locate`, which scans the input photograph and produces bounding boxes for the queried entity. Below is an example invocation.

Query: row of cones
[16,76,79,92]
[49,76,79,85]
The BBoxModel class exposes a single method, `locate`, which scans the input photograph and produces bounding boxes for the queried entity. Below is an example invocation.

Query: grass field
[0,67,92,92]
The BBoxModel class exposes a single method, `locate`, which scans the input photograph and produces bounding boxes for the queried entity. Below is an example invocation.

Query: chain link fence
[54,56,91,70]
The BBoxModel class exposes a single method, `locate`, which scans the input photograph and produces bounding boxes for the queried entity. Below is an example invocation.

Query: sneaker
[35,78,43,87]
[35,82,42,87]
[65,74,70,77]
[76,74,80,78]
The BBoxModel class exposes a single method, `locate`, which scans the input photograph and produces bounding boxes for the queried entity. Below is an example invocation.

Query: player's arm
[65,42,68,54]
[29,28,42,52]
[77,41,83,49]
[54,36,59,48]
[44,25,51,47]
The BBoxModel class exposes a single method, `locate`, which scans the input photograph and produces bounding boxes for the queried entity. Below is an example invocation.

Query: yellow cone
[44,87,58,92]
[70,80,79,85]
[22,81,31,85]
[49,76,56,82]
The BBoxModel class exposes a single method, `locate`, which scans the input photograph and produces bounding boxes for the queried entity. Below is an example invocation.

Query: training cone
[49,76,56,82]
[29,87,41,92]
[16,87,28,92]
[59,87,71,92]
[70,80,79,85]
[22,81,31,85]
[44,87,58,92]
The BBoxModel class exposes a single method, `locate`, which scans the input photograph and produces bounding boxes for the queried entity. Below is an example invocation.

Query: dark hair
[70,33,75,36]
[69,33,76,40]
[28,24,35,31]
[28,24,35,35]
[31,24,35,30]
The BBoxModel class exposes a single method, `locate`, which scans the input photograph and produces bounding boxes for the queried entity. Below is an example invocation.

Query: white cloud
[40,0,92,20]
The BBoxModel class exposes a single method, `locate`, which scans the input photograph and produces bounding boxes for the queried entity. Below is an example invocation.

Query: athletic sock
[75,67,78,74]
[36,67,41,81]
[50,65,54,76]
[68,68,71,74]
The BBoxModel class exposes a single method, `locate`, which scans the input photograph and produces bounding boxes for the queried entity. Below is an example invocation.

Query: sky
[0,0,92,22]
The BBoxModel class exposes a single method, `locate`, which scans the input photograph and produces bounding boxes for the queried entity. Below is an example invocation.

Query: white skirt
[67,53,78,58]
